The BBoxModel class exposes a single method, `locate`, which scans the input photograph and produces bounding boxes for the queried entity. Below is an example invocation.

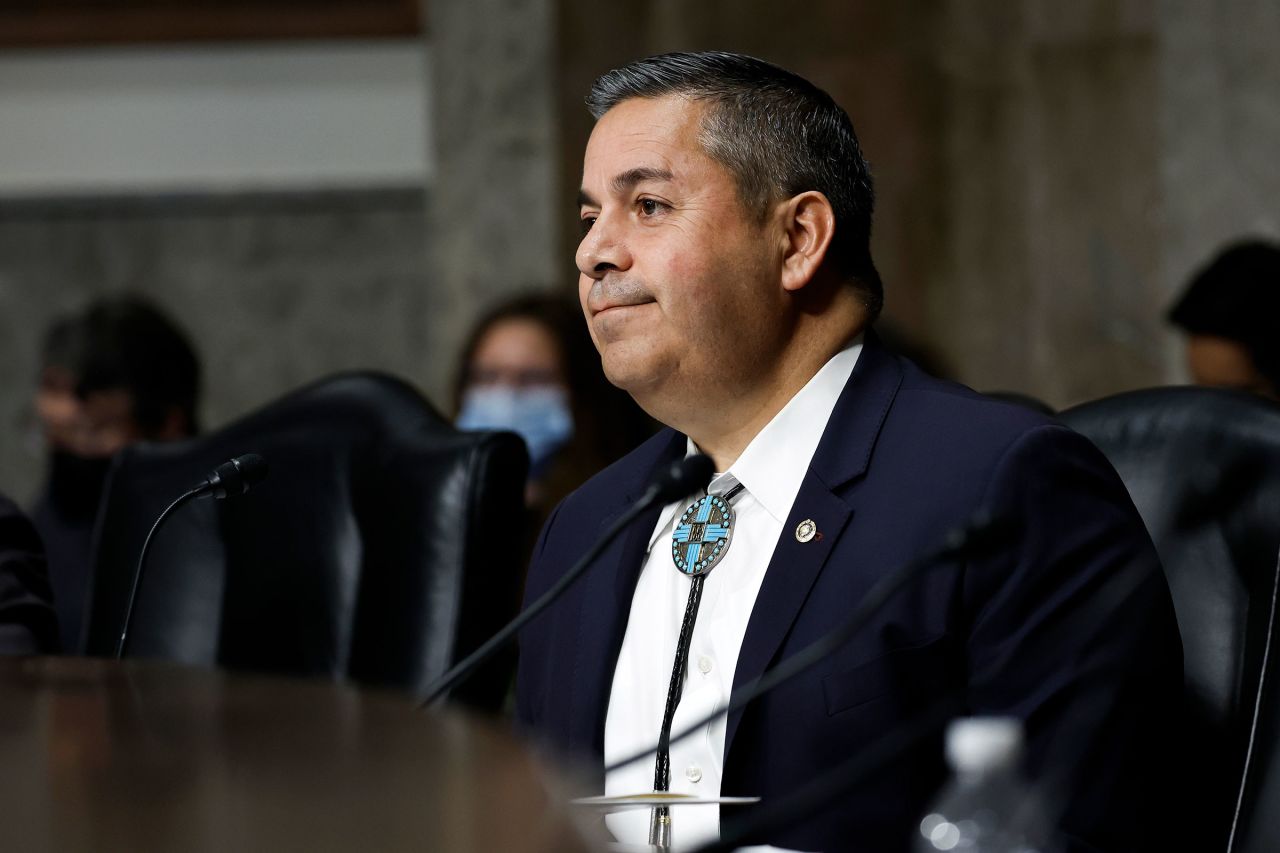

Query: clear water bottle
[914,717,1056,853]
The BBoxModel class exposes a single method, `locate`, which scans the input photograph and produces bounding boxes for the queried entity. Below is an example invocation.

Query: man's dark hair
[586,51,883,320]
[41,295,202,435]
[1168,240,1280,390]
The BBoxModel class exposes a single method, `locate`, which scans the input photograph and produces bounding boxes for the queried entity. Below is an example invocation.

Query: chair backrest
[1060,387,1280,851]
[83,372,528,710]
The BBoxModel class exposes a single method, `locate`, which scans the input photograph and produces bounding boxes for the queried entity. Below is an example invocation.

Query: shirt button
[697,655,713,674]
[686,765,703,783]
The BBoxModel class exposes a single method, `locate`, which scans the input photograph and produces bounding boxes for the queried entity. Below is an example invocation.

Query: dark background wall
[0,190,433,501]
[537,0,1278,399]
[2,0,1278,503]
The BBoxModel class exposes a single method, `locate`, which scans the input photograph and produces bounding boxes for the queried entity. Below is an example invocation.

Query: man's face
[575,96,789,412]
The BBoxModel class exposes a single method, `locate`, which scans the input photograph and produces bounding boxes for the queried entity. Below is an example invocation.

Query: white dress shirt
[603,338,863,852]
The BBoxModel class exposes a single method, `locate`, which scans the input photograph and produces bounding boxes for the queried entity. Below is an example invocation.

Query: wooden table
[0,657,596,852]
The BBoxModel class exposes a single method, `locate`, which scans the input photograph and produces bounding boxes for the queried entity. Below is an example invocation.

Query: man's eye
[580,216,596,234]
[639,198,664,216]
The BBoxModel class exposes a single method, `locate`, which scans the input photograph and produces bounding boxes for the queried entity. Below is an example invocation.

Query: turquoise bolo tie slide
[670,483,744,576]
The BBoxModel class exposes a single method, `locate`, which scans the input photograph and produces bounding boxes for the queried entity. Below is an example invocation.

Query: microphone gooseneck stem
[691,698,965,853]
[115,487,201,660]
[1226,547,1280,853]
[695,535,1164,853]
[696,554,1164,853]
[605,513,1012,776]
[418,482,669,707]
[418,454,712,708]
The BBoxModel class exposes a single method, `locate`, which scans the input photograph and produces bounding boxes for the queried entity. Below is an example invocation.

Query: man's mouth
[594,298,655,315]
[587,280,655,316]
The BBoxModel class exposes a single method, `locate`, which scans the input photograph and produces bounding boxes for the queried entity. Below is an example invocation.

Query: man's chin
[600,350,663,396]
[601,363,650,394]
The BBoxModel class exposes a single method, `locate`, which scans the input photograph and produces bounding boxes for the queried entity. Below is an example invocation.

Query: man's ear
[779,191,836,293]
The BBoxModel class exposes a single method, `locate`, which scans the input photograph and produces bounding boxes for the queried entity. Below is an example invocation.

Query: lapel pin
[795,519,817,543]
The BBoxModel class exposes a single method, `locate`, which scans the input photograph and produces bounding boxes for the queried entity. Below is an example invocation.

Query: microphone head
[650,453,716,504]
[204,453,269,499]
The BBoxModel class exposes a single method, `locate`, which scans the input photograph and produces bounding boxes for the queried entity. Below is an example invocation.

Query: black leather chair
[1060,387,1280,852]
[82,372,528,711]
[1234,545,1280,853]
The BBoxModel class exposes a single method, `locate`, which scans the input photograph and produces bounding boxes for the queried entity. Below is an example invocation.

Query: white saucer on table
[572,792,760,812]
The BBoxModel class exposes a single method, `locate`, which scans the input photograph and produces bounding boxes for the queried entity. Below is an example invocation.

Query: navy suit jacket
[516,334,1182,852]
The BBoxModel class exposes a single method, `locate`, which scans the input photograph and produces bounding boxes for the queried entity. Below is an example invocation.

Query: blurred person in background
[453,293,654,541]
[0,492,59,655]
[31,295,201,653]
[1168,239,1280,399]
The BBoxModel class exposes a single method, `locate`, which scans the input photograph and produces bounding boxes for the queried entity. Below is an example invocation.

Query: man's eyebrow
[610,167,674,195]
[577,167,675,210]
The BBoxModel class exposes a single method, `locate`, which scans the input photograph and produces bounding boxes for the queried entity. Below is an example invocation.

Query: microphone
[417,453,716,707]
[114,453,269,659]
[194,453,269,499]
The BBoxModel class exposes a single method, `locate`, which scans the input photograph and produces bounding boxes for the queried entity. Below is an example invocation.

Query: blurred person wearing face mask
[31,295,201,653]
[454,293,654,534]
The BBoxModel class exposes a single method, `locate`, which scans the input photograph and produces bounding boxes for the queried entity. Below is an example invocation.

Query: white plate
[572,792,761,810]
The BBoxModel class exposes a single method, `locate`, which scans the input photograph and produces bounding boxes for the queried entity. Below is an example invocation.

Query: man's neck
[686,383,812,471]
[676,324,862,471]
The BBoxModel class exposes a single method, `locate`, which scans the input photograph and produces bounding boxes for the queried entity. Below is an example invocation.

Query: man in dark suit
[516,51,1181,852]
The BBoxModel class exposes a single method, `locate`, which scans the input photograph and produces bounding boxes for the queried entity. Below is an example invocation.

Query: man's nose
[576,213,631,280]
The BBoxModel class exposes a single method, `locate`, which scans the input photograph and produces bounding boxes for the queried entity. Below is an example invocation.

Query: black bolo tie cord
[652,481,744,805]
[654,572,708,794]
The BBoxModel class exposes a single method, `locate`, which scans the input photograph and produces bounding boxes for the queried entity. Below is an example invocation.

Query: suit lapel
[566,430,687,758]
[725,333,904,758]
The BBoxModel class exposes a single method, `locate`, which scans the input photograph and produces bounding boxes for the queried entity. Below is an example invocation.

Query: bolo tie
[649,477,746,849]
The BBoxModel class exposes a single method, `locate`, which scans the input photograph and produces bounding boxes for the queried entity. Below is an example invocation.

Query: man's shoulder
[888,358,1064,453]
[903,358,1052,418]
[847,352,1125,506]
[866,358,1133,525]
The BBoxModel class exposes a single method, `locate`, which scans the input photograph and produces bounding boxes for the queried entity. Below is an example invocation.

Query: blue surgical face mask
[456,385,574,475]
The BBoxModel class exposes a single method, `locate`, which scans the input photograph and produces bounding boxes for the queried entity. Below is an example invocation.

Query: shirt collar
[644,335,863,549]
[715,335,863,523]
